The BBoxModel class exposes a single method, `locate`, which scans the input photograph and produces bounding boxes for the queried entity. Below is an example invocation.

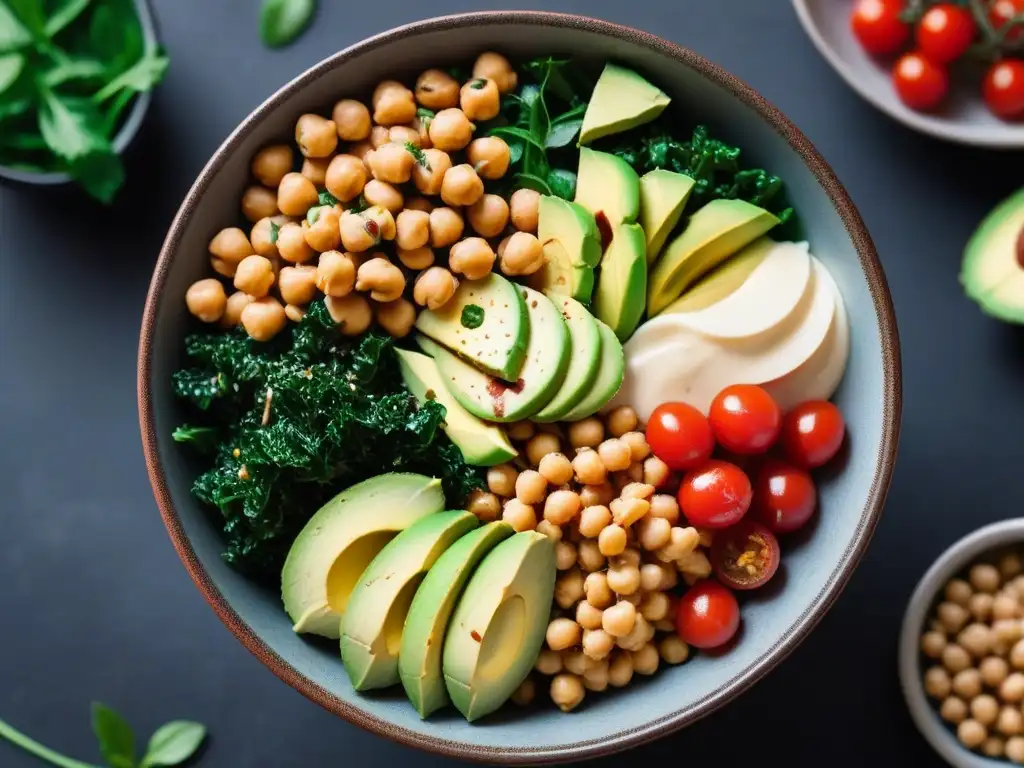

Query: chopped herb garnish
[405,141,431,170]
[318,189,339,206]
[461,304,485,329]
[269,220,280,244]
[469,78,488,90]
[348,194,370,214]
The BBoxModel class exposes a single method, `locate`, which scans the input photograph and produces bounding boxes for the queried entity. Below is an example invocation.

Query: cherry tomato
[916,4,976,64]
[892,52,949,110]
[983,59,1024,119]
[675,580,741,649]
[708,384,782,455]
[990,0,1024,45]
[678,460,752,529]
[710,521,781,590]
[851,0,911,55]
[646,402,715,471]
[781,401,846,469]
[753,460,818,534]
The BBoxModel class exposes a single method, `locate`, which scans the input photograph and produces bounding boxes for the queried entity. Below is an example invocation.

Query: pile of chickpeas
[921,551,1024,762]
[184,51,549,343]
[462,405,712,713]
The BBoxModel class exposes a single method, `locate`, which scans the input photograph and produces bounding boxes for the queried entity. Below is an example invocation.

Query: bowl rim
[790,0,1024,150]
[898,519,1024,768]
[0,0,158,186]
[137,10,903,764]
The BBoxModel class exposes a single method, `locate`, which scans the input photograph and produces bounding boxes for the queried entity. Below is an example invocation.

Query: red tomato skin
[983,60,1024,119]
[710,521,781,590]
[753,460,818,534]
[675,580,741,649]
[851,0,911,55]
[916,4,976,64]
[990,0,1024,44]
[646,402,715,471]
[708,384,782,455]
[892,52,949,110]
[678,460,753,529]
[781,401,846,469]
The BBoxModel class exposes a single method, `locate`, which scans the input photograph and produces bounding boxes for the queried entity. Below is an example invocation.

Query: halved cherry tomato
[851,0,911,55]
[708,384,781,455]
[675,580,741,649]
[781,401,846,469]
[916,4,976,64]
[983,59,1024,119]
[892,52,949,110]
[990,0,1024,45]
[646,402,715,471]
[711,521,781,590]
[678,460,752,529]
[753,460,818,534]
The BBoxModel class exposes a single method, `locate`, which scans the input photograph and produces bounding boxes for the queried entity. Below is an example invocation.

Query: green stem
[0,718,99,768]
[967,0,1000,47]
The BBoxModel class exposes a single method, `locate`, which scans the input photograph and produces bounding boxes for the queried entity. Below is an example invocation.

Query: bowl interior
[142,15,898,761]
[792,0,1024,149]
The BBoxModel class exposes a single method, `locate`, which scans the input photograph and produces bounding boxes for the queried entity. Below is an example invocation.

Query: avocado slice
[532,293,603,422]
[594,222,647,341]
[340,510,479,691]
[561,319,625,422]
[281,474,445,639]
[531,195,602,302]
[663,234,773,314]
[579,62,671,145]
[396,348,517,467]
[648,199,780,316]
[415,273,528,382]
[640,170,695,263]
[574,147,641,231]
[399,521,515,718]
[415,287,569,422]
[442,531,556,722]
[961,187,1024,323]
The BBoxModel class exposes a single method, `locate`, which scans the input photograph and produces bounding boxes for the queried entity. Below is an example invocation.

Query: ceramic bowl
[0,0,158,188]
[899,520,1024,768]
[138,12,902,763]
[792,0,1024,149]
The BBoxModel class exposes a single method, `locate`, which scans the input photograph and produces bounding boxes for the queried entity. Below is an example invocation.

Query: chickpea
[186,279,227,323]
[429,108,473,152]
[573,449,608,486]
[555,540,577,571]
[509,676,535,707]
[555,567,585,609]
[487,463,518,497]
[620,482,654,501]
[1004,673,1024,703]
[1003,553,1024,579]
[944,578,973,606]
[572,504,609,539]
[535,648,562,676]
[535,452,572,486]
[631,642,660,676]
[960,719,989,749]
[413,69,458,109]
[251,216,284,258]
[637,517,672,552]
[942,643,972,674]
[276,172,318,217]
[580,627,615,661]
[304,206,342,252]
[320,293,370,334]
[547,617,582,652]
[545,492,579,527]
[525,433,560,466]
[602,407,636,437]
[370,125,391,148]
[921,631,947,659]
[209,227,254,268]
[293,114,338,158]
[565,419,602,450]
[389,125,421,147]
[458,77,500,122]
[503,498,536,532]
[970,592,996,622]
[328,99,369,141]
[986,735,1008,758]
[301,156,331,186]
[958,623,994,659]
[276,222,315,264]
[615,548,642,568]
[602,601,637,638]
[341,210,379,253]
[413,267,459,309]
[372,80,417,125]
[467,194,510,239]
[515,470,547,505]
[355,257,405,303]
[241,185,278,223]
[579,483,614,509]
[411,148,452,196]
[952,668,983,700]
[462,136,510,181]
[938,601,970,634]
[639,591,671,623]
[374,297,416,339]
[974,694,1001,726]
[562,650,592,676]
[221,291,253,327]
[251,144,293,188]
[441,164,484,208]
[362,180,404,215]
[232,255,275,298]
[405,196,434,213]
[648,494,680,525]
[995,593,1020,621]
[941,696,969,724]
[368,141,415,185]
[675,548,712,579]
[496,232,543,277]
[925,667,952,699]
[998,621,1024,649]
[607,564,641,596]
[607,650,634,688]
[241,296,287,341]
[582,660,610,693]
[393,247,431,272]
[598,525,627,558]
[597,439,633,472]
[1011,737,1024,764]
[659,527,701,563]
[473,51,517,93]
[536,520,563,542]
[611,497,650,529]
[275,265,316,306]
[972,563,1002,593]
[349,140,374,163]
[550,674,585,713]
[503,189,540,236]
[428,206,464,248]
[643,456,671,488]
[284,303,304,323]
[324,155,368,203]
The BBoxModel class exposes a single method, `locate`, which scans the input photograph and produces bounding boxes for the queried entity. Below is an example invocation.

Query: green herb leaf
[43,57,106,88]
[88,1,142,70]
[545,104,586,148]
[318,189,338,206]
[0,2,32,52]
[546,168,576,200]
[485,125,547,153]
[469,78,487,90]
[306,205,324,225]
[91,703,135,768]
[94,48,168,102]
[7,0,45,38]
[0,52,24,94]
[71,148,125,204]
[460,304,485,329]
[0,97,31,121]
[404,141,430,170]
[38,88,105,161]
[259,0,317,49]
[348,193,369,214]
[102,88,135,135]
[515,172,553,195]
[172,425,220,454]
[139,721,206,768]
[45,0,94,37]
[269,220,280,244]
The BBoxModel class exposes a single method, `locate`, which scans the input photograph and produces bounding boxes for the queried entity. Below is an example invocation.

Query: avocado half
[961,187,1024,324]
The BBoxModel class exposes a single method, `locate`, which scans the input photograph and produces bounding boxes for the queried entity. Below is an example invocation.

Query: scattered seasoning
[364,218,380,241]
[461,305,485,329]
[232,448,241,458]
[262,388,274,426]
[238,465,250,481]
[471,630,482,642]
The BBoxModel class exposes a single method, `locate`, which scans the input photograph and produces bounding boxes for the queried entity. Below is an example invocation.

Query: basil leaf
[507,139,523,165]
[0,97,31,121]
[38,88,105,161]
[103,88,135,135]
[515,172,553,195]
[139,721,206,768]
[0,132,46,150]
[91,703,136,768]
[259,0,317,49]
[94,49,168,102]
[45,0,94,37]
[0,53,24,95]
[0,3,32,52]
[546,168,576,200]
[43,57,106,88]
[485,125,546,153]
[544,117,582,149]
[7,0,45,37]
[71,148,125,203]
[89,1,142,72]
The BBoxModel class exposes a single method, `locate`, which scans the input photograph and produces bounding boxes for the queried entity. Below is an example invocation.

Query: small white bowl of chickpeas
[900,520,1024,767]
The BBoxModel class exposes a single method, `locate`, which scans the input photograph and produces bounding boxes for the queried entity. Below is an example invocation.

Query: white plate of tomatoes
[792,0,1024,148]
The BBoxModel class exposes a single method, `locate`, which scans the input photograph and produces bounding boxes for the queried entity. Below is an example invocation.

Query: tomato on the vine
[678,460,752,529]
[781,401,846,469]
[708,384,781,455]
[646,402,715,471]
[851,0,911,55]
[991,0,1024,45]
[916,4,976,64]
[710,521,781,590]
[983,59,1024,119]
[675,580,741,649]
[893,52,949,110]
[753,460,818,534]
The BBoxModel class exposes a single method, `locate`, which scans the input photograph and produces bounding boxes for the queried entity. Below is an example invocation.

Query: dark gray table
[4,0,1024,765]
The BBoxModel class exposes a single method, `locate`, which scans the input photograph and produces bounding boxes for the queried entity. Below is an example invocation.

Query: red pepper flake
[470,630,482,642]
[364,218,380,240]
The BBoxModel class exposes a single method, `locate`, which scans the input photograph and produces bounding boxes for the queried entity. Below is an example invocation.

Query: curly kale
[172,301,484,581]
